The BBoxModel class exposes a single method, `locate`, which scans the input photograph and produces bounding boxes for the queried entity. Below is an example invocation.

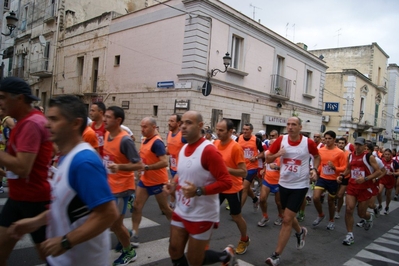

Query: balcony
[270,74,291,101]
[44,4,56,23]
[12,67,25,79]
[30,58,52,77]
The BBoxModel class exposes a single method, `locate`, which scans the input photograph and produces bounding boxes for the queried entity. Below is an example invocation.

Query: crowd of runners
[0,77,398,266]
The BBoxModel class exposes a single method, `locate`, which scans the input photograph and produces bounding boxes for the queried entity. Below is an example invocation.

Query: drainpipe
[50,0,63,99]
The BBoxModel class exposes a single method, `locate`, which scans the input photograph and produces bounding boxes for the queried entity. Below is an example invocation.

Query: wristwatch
[364,176,369,181]
[196,187,203,196]
[144,165,150,171]
[61,235,72,250]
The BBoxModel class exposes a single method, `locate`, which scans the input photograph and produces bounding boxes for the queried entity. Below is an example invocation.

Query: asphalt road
[2,185,399,266]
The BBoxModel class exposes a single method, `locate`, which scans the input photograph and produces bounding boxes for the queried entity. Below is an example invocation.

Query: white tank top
[174,140,219,222]
[279,135,311,189]
[47,143,110,266]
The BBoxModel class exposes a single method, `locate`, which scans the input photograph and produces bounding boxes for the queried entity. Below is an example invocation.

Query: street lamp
[209,53,231,77]
[202,53,232,97]
[2,11,19,36]
[359,110,364,121]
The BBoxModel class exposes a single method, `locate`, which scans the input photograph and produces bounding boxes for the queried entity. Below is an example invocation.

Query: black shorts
[219,190,242,216]
[279,185,308,213]
[315,177,339,196]
[0,198,49,243]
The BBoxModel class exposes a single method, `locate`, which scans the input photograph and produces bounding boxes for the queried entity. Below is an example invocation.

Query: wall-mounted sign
[324,102,339,112]
[175,82,192,89]
[394,127,399,134]
[157,81,174,88]
[263,116,287,126]
[174,100,190,113]
[91,96,103,103]
[121,101,129,109]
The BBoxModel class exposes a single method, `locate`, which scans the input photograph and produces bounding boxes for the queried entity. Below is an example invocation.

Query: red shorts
[171,212,219,235]
[379,175,395,189]
[346,184,378,202]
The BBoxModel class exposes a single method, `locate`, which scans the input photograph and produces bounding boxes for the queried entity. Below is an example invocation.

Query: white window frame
[227,28,247,71]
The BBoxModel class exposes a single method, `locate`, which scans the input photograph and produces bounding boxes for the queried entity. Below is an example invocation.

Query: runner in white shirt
[265,117,320,266]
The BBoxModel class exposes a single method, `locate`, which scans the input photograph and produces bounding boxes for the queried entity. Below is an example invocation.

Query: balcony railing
[30,58,52,77]
[270,74,291,101]
[12,67,25,78]
[44,3,56,23]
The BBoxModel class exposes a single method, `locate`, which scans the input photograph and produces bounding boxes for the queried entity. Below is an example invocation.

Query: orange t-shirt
[83,126,99,149]
[167,131,185,172]
[103,131,135,193]
[318,146,347,180]
[214,139,245,193]
[140,135,168,186]
[238,135,259,170]
[264,157,280,185]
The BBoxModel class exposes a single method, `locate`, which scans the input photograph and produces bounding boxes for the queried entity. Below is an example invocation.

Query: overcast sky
[220,0,399,65]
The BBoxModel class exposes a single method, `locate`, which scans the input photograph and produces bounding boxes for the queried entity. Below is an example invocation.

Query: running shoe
[374,207,380,218]
[326,221,335,230]
[342,233,354,246]
[394,194,398,201]
[113,246,137,266]
[364,213,374,231]
[222,244,238,266]
[312,215,325,227]
[114,230,133,252]
[257,216,269,227]
[131,235,139,248]
[236,238,250,255]
[295,227,307,249]
[334,211,340,219]
[384,207,389,215]
[356,219,365,228]
[274,217,283,226]
[297,212,305,222]
[265,253,281,266]
[253,196,260,212]
[377,205,383,212]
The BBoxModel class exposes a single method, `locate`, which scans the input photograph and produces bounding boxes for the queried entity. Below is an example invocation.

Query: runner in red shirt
[89,101,106,157]
[0,77,53,264]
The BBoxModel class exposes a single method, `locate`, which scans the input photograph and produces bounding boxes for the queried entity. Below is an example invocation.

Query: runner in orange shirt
[312,131,346,230]
[82,125,99,153]
[215,118,249,255]
[258,139,284,227]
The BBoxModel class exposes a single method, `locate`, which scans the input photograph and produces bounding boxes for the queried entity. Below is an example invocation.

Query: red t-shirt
[269,135,319,156]
[7,110,53,202]
[91,121,106,157]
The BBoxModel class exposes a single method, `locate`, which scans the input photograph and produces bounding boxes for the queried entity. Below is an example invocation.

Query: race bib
[322,164,335,175]
[170,155,177,168]
[176,186,193,213]
[102,155,114,174]
[351,168,365,179]
[98,135,104,147]
[281,158,301,178]
[243,148,254,159]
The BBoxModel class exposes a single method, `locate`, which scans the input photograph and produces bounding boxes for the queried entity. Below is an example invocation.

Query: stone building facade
[54,0,327,136]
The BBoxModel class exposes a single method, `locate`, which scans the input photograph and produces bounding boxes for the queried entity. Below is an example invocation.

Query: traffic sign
[157,81,174,88]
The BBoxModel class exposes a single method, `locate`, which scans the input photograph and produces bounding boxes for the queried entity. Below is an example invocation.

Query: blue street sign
[324,102,339,112]
[157,81,175,88]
